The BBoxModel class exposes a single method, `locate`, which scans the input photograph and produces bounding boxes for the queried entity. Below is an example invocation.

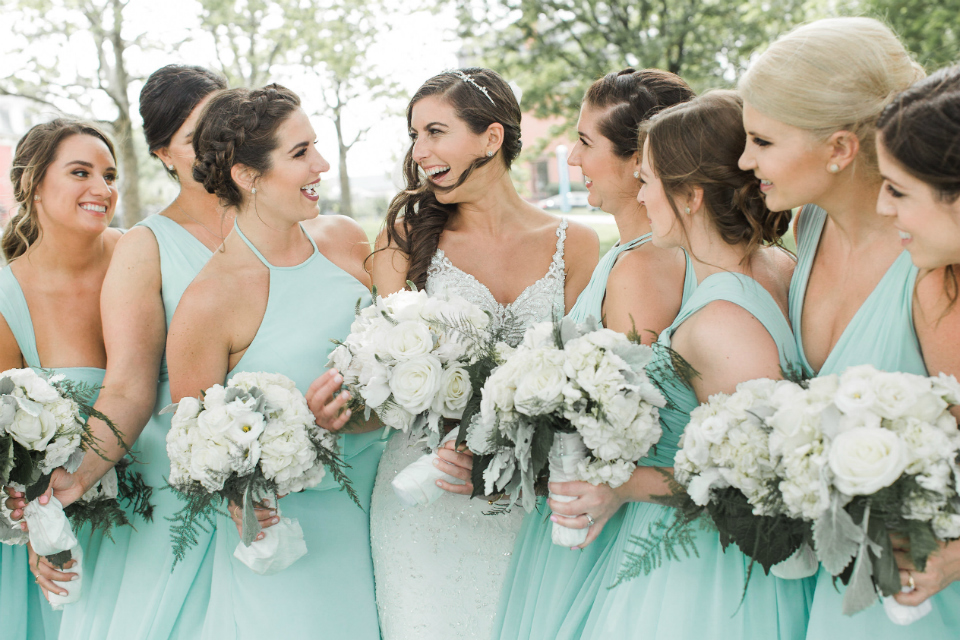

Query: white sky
[2,1,463,185]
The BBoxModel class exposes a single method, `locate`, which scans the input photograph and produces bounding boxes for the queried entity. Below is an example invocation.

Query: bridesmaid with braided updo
[167,83,386,639]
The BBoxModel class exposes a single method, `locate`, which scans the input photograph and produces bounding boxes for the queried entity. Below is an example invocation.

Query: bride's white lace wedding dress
[370,219,569,640]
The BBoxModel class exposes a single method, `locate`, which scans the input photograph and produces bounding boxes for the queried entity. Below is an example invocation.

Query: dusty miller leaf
[240,481,261,547]
[814,495,863,575]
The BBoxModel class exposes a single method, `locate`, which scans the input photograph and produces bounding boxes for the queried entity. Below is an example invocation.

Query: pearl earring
[33,195,40,202]
[828,163,840,173]
[486,150,493,158]
[251,188,257,195]
[633,171,639,179]
[685,206,691,214]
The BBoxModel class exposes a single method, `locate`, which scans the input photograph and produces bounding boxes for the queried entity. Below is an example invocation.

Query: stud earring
[486,150,494,158]
[685,206,691,214]
[251,188,257,195]
[633,171,639,179]
[828,163,840,173]
[167,164,175,171]
[33,195,40,202]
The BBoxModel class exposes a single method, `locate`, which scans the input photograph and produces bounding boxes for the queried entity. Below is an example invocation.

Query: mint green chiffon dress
[58,214,215,639]
[559,271,814,640]
[493,235,698,640]
[0,266,105,640]
[198,222,387,639]
[794,206,960,637]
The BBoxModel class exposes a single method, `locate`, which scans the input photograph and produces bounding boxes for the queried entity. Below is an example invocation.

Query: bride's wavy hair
[381,68,522,289]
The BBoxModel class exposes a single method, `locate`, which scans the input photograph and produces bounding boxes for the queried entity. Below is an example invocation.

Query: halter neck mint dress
[793,206,960,638]
[493,234,698,640]
[58,214,215,640]
[0,266,105,640]
[558,270,814,640]
[197,221,386,639]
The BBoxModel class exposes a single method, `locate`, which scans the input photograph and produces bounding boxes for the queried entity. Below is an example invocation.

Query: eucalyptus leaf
[240,482,261,547]
[813,495,863,575]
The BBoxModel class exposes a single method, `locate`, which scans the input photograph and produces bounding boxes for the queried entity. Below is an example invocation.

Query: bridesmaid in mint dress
[493,68,696,640]
[875,64,960,617]
[739,18,960,637]
[561,91,811,640]
[0,119,122,639]
[9,66,232,640]
[167,84,385,639]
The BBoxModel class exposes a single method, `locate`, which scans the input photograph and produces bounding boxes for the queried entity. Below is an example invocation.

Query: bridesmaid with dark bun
[0,118,120,640]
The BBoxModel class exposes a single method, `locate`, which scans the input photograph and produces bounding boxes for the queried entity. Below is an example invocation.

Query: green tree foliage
[456,0,808,121]
[0,0,166,224]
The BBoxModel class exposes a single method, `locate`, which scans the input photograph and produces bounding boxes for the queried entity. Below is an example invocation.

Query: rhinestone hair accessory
[453,70,495,106]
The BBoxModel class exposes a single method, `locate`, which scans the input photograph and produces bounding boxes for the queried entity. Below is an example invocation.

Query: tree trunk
[334,111,353,218]
[114,111,142,226]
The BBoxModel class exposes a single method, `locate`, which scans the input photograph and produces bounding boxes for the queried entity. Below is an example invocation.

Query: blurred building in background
[519,113,583,201]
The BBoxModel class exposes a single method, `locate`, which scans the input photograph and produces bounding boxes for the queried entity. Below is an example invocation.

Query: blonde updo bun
[739,17,925,176]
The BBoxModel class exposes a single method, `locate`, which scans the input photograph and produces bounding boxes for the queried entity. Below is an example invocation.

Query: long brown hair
[878,64,960,308]
[382,68,522,289]
[5,119,117,261]
[643,91,790,252]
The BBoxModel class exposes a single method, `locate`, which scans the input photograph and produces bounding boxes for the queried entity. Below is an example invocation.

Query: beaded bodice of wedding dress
[370,219,568,640]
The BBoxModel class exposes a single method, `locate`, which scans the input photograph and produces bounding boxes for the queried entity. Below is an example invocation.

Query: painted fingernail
[433,459,440,467]
[59,590,68,596]
[39,495,48,505]
[70,575,79,581]
[344,408,351,417]
[571,547,578,551]
[257,534,264,541]
[272,517,279,524]
[269,510,277,517]
[335,375,343,384]
[435,480,443,487]
[550,515,558,523]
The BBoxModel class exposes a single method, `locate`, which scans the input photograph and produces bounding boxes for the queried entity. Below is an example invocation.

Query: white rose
[8,406,58,450]
[203,385,227,408]
[432,365,473,419]
[380,321,436,362]
[6,369,61,404]
[389,354,443,414]
[932,373,960,406]
[872,372,921,420]
[834,365,881,417]
[513,349,567,416]
[828,426,908,496]
[196,405,233,438]
[520,322,557,350]
[378,289,429,323]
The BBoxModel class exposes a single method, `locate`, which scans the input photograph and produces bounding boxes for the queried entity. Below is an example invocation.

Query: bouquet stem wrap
[392,431,462,508]
[770,543,819,580]
[24,497,82,608]
[232,492,307,575]
[882,593,933,625]
[548,432,589,547]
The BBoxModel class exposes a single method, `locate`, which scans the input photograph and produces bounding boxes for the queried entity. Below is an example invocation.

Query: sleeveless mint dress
[58,214,215,639]
[0,266,105,640]
[559,271,814,640]
[794,206,960,637]
[493,235,698,640]
[198,222,387,639]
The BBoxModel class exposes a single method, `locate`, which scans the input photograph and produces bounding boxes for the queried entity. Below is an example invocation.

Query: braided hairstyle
[140,64,227,180]
[383,68,522,289]
[643,90,790,251]
[4,119,116,261]
[192,84,301,208]
[583,68,695,159]
[878,64,960,309]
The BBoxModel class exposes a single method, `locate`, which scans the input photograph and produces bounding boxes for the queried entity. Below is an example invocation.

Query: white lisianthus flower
[432,365,473,419]
[931,373,960,406]
[872,371,923,420]
[828,426,908,496]
[175,397,202,422]
[834,365,881,418]
[222,403,266,447]
[6,369,61,404]
[520,322,557,350]
[203,385,227,408]
[389,354,443,414]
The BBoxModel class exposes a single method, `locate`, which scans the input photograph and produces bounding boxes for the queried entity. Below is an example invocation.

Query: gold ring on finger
[908,572,916,591]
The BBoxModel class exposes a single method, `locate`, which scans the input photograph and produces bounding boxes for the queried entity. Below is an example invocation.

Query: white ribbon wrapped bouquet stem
[548,432,590,547]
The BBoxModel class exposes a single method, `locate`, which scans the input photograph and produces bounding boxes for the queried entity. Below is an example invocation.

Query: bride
[367,68,598,638]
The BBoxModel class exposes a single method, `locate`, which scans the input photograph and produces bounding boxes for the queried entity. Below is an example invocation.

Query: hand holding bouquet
[0,368,152,608]
[165,371,357,575]
[470,317,665,546]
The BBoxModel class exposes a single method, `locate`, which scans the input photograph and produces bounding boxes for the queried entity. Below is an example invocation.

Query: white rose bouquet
[164,371,357,575]
[329,286,513,507]
[470,316,665,546]
[621,365,960,622]
[0,368,153,608]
